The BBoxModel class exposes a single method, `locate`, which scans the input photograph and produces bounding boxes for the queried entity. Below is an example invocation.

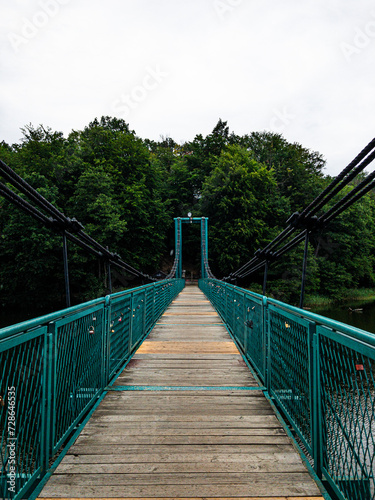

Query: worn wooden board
[39,286,322,499]
[39,482,321,498]
[40,497,324,500]
[54,460,309,474]
[40,471,320,487]
[66,444,303,456]
[132,353,245,359]
[61,451,306,465]
[135,341,241,354]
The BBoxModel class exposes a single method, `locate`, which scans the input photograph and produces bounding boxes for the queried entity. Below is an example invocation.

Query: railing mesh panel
[319,328,375,500]
[244,295,264,380]
[0,329,45,499]
[268,308,312,453]
[54,306,105,452]
[109,296,132,377]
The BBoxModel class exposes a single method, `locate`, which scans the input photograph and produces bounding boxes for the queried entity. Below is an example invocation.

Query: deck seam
[105,385,266,391]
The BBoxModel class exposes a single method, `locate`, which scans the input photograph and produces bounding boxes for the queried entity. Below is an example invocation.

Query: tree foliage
[1,117,374,315]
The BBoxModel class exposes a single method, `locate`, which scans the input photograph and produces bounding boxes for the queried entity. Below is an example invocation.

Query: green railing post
[263,296,271,394]
[48,321,57,466]
[225,282,229,320]
[142,289,146,335]
[43,324,55,473]
[128,293,134,353]
[243,291,247,355]
[103,296,111,388]
[312,326,323,478]
[152,284,156,323]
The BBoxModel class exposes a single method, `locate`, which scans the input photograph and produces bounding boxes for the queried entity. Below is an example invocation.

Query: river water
[313,300,375,334]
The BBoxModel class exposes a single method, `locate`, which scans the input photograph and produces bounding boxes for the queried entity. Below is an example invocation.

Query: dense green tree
[237,131,326,212]
[200,145,277,274]
[313,188,375,298]
[183,119,231,189]
[1,116,374,319]
[0,172,64,310]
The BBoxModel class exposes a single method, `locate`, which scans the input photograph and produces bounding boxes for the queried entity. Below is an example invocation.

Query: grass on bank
[245,283,375,309]
[303,288,375,308]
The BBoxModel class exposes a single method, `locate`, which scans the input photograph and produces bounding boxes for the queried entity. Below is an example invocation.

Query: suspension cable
[224,137,375,282]
[300,137,375,219]
[0,161,154,281]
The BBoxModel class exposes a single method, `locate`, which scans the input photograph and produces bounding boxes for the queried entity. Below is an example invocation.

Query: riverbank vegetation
[1,116,375,313]
[304,288,375,308]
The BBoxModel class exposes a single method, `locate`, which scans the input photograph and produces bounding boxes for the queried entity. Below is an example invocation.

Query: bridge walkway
[38,286,323,499]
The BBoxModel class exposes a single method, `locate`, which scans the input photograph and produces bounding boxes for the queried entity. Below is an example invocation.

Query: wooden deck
[39,286,324,499]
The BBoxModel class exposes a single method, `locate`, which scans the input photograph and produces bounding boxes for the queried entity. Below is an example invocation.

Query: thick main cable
[300,137,375,219]
[0,159,68,225]
[0,162,153,281]
[225,138,375,282]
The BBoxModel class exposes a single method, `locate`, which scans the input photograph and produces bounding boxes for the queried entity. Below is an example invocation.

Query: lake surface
[313,300,375,334]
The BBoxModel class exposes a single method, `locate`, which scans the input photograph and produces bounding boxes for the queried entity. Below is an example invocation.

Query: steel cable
[0,162,154,281]
[225,138,375,282]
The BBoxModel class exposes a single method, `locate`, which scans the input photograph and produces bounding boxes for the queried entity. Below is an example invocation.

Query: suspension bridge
[1,142,375,500]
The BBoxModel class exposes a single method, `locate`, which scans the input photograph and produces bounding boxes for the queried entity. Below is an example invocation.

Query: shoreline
[304,288,375,309]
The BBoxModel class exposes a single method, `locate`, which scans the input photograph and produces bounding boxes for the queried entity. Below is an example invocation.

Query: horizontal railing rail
[0,278,185,500]
[200,278,375,500]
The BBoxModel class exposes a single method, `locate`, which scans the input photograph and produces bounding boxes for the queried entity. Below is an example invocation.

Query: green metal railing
[200,278,375,500]
[0,278,184,500]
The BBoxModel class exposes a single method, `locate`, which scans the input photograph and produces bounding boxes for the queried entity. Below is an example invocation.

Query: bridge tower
[174,216,209,279]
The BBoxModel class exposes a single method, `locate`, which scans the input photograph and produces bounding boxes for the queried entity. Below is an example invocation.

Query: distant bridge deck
[38,286,323,499]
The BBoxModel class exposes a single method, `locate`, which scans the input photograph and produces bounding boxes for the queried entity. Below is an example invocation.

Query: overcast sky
[1,0,374,175]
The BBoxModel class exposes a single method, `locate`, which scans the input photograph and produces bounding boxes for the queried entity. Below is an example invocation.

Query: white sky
[0,0,374,175]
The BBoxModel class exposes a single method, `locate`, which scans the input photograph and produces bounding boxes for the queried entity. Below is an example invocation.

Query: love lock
[89,326,95,335]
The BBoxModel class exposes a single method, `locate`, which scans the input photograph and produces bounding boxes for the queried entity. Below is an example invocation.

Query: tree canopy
[1,117,374,316]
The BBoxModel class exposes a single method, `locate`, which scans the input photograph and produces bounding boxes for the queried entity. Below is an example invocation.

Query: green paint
[199,277,375,500]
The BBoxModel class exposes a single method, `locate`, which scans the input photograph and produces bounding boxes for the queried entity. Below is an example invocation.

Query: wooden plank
[42,472,319,486]
[132,353,244,359]
[80,428,285,437]
[94,408,273,415]
[146,336,231,341]
[98,402,271,410]
[112,378,257,385]
[74,434,292,446]
[124,361,249,368]
[98,394,267,402]
[136,342,241,354]
[163,307,220,314]
[40,497,324,500]
[114,367,254,375]
[86,417,282,428]
[86,414,278,422]
[38,480,321,498]
[66,444,302,455]
[96,400,271,409]
[60,451,305,465]
[54,461,308,474]
[104,390,264,396]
